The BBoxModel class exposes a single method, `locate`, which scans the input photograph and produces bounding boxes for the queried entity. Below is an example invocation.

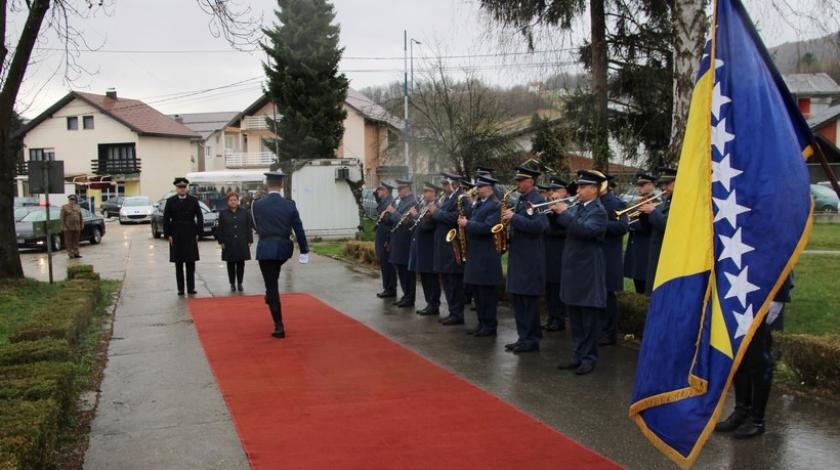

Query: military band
[430,173,467,325]
[374,181,398,299]
[409,183,443,316]
[385,180,418,307]
[598,173,629,346]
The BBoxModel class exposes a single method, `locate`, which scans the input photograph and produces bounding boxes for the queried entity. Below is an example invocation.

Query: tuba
[445,194,469,265]
[490,190,514,254]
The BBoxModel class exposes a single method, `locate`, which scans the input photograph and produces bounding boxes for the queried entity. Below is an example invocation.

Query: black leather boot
[715,409,749,433]
[733,420,765,439]
[269,303,285,338]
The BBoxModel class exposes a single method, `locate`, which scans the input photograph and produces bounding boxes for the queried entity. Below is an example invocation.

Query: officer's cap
[263,171,286,184]
[395,179,413,188]
[566,182,578,196]
[548,176,569,190]
[378,181,395,190]
[440,171,461,184]
[173,177,190,187]
[635,172,656,185]
[537,184,551,191]
[423,182,442,192]
[514,166,541,181]
[475,175,498,188]
[460,178,476,189]
[656,167,677,184]
[474,166,495,176]
[575,169,607,186]
[67,194,77,200]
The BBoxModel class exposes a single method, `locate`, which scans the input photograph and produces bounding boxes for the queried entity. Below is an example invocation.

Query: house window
[66,116,78,130]
[83,115,95,129]
[225,134,235,151]
[29,148,55,161]
[98,143,138,173]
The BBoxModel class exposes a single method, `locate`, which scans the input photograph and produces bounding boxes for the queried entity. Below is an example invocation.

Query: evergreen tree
[529,114,571,179]
[261,0,348,173]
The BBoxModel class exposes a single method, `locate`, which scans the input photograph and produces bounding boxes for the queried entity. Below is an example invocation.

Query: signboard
[28,160,64,194]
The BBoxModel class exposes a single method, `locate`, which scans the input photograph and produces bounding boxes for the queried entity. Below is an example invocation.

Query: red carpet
[188,294,621,470]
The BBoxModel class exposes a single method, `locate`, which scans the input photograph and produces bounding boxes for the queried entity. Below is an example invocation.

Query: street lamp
[403,32,421,179]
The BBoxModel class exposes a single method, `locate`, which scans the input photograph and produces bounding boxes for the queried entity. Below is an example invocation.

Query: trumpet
[616,192,668,222]
[525,196,579,215]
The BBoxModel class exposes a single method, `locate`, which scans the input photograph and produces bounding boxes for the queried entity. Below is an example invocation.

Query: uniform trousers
[733,321,774,424]
[545,282,566,325]
[601,291,619,342]
[471,285,498,331]
[379,255,397,294]
[226,261,245,286]
[511,294,542,346]
[258,260,285,325]
[174,262,196,293]
[633,279,646,294]
[440,273,465,319]
[568,305,606,365]
[394,263,416,302]
[63,230,81,257]
[419,272,441,309]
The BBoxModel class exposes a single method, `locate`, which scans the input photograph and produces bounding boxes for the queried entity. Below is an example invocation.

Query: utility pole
[403,30,410,179]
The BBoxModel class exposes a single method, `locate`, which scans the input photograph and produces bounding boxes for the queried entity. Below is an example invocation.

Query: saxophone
[491,190,514,254]
[445,194,469,265]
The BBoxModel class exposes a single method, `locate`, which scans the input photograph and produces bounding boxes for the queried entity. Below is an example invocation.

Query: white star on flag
[732,304,755,339]
[713,190,751,229]
[715,58,724,70]
[719,227,755,269]
[712,155,743,192]
[724,266,760,308]
[711,118,735,155]
[712,82,732,120]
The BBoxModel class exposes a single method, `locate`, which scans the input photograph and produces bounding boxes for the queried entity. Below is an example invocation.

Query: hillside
[769,32,840,82]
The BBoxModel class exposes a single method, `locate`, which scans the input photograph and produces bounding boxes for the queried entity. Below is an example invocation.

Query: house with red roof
[18,89,201,206]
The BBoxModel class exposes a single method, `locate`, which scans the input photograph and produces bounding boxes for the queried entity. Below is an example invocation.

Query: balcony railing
[91,158,142,175]
[224,152,275,169]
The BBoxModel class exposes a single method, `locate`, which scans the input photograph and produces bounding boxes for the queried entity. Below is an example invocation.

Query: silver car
[119,196,155,224]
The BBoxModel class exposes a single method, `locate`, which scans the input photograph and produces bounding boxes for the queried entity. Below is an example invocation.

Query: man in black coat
[501,166,549,354]
[543,177,573,332]
[638,168,677,295]
[387,180,419,307]
[409,183,442,316]
[552,170,608,375]
[163,177,203,296]
[459,175,503,336]
[623,173,656,293]
[599,174,629,346]
[429,172,466,325]
[374,181,398,299]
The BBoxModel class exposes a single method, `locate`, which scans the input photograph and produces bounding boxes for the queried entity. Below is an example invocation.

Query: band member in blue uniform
[501,166,549,353]
[429,172,466,324]
[543,177,573,332]
[251,171,309,338]
[374,181,398,299]
[387,180,418,308]
[623,173,656,293]
[598,173,628,346]
[163,177,203,296]
[409,182,442,316]
[459,175,503,336]
[638,167,676,295]
[552,170,608,375]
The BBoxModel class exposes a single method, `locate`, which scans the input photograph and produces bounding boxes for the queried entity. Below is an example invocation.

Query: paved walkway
[22,223,840,469]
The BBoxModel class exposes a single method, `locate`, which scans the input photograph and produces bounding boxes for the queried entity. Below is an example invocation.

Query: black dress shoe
[512,343,539,354]
[465,327,480,335]
[715,410,749,433]
[733,421,765,439]
[473,329,497,337]
[543,322,566,332]
[377,291,397,298]
[397,300,415,308]
[393,298,406,306]
[440,316,464,326]
[598,337,617,346]
[187,290,198,295]
[230,284,237,292]
[504,341,520,351]
[557,361,582,370]
[417,307,440,316]
[237,284,244,292]
[574,363,595,375]
[177,291,185,296]
[271,330,286,339]
[272,322,285,338]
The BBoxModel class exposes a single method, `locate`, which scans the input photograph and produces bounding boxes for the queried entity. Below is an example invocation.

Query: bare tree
[0,0,259,279]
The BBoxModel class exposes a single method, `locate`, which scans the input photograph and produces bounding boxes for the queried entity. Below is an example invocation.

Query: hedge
[9,289,96,345]
[616,291,650,339]
[0,339,71,367]
[0,400,61,470]
[343,241,379,267]
[0,362,75,413]
[776,334,840,391]
[66,264,93,279]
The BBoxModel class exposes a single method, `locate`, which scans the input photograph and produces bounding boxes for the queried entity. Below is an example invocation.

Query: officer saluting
[163,177,203,296]
[251,171,309,339]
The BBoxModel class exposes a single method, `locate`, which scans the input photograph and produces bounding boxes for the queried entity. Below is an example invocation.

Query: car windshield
[123,197,152,207]
[812,186,839,199]
[198,201,212,213]
[20,208,60,222]
[14,208,33,221]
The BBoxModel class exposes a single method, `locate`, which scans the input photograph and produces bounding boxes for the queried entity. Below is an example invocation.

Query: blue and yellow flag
[629,0,813,467]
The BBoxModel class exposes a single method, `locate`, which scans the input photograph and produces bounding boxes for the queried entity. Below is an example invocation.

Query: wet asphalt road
[21,222,840,470]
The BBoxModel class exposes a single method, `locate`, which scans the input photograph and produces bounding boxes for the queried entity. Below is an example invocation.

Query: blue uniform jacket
[600,192,629,292]
[557,199,608,308]
[506,189,549,296]
[388,194,418,266]
[252,192,308,262]
[464,196,503,286]
[624,210,652,280]
[409,201,437,273]
[543,212,566,284]
[374,195,395,262]
[431,188,465,274]
[645,197,671,294]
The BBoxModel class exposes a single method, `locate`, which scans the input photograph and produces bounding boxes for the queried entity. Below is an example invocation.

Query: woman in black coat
[215,192,253,291]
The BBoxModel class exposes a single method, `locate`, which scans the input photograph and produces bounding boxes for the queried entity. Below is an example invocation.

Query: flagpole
[810,140,840,199]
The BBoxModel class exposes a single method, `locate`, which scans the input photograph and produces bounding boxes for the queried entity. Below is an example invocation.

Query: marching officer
[409,182,442,316]
[251,171,309,338]
[552,170,608,375]
[501,166,548,353]
[599,173,628,346]
[623,173,656,294]
[458,175,503,336]
[542,177,573,332]
[429,172,467,325]
[374,181,397,299]
[638,167,676,295]
[163,177,203,296]
[387,180,418,308]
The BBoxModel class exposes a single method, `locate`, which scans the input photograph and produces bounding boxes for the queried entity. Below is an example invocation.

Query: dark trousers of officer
[419,273,441,309]
[471,285,498,332]
[394,263,416,302]
[379,256,397,294]
[733,321,774,425]
[226,261,245,286]
[258,260,285,325]
[175,262,196,293]
[568,305,605,365]
[545,282,566,326]
[633,279,646,294]
[601,291,619,342]
[511,294,542,346]
[440,273,465,320]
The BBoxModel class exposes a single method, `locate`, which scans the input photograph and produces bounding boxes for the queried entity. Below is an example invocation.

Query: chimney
[105,88,117,100]
[174,114,183,124]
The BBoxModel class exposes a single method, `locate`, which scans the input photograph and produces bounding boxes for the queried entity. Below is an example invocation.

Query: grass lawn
[0,279,64,344]
[785,253,840,336]
[806,224,840,251]
[310,242,344,257]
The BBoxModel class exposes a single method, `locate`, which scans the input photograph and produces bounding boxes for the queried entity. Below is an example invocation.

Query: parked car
[100,196,124,218]
[150,198,219,239]
[361,189,378,219]
[16,207,105,251]
[14,206,40,221]
[119,196,154,224]
[811,184,840,212]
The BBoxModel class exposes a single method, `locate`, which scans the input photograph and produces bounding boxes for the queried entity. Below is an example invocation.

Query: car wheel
[152,223,161,238]
[90,228,102,244]
[50,235,62,252]
[104,211,110,218]
[119,220,125,225]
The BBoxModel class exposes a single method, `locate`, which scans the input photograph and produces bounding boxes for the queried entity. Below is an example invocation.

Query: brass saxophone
[445,194,469,265]
[491,190,514,254]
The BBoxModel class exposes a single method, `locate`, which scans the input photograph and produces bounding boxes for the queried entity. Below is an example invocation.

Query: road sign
[28,160,64,194]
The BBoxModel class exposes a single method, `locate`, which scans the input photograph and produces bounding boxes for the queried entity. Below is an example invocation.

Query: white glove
[298,253,309,264]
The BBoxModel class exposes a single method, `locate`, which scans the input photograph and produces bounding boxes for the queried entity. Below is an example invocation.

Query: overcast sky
[12,0,838,118]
